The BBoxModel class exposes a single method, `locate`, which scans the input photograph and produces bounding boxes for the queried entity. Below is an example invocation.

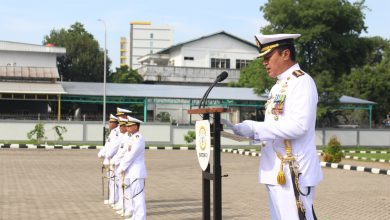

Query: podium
[187,107,228,220]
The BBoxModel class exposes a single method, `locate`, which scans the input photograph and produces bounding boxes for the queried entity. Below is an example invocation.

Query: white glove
[221,118,234,129]
[232,120,255,139]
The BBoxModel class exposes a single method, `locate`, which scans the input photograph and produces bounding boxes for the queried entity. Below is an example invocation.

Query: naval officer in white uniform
[118,116,147,220]
[98,113,119,204]
[111,117,133,217]
[105,107,132,205]
[232,34,322,220]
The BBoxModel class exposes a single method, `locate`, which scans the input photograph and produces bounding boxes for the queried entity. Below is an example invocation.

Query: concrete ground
[0,149,389,220]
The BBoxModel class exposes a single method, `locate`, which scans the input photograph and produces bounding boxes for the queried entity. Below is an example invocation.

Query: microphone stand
[199,71,228,109]
[199,78,220,108]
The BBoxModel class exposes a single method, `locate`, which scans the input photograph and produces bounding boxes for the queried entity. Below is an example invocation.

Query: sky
[1,0,389,70]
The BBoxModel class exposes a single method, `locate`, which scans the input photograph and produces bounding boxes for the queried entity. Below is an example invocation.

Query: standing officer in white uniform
[109,117,129,210]
[105,107,132,205]
[98,113,119,204]
[111,118,132,216]
[98,114,119,164]
[118,116,147,220]
[104,108,131,205]
[232,34,322,220]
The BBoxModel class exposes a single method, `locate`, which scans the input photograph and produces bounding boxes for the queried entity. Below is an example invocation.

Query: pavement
[0,149,389,220]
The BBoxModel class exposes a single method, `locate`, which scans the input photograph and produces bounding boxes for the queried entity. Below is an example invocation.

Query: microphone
[217,71,228,82]
[199,71,229,108]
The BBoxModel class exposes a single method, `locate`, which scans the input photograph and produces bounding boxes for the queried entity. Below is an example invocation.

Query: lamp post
[98,19,107,145]
[129,21,151,69]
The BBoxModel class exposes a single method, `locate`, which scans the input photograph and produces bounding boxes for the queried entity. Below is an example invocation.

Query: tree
[322,136,343,163]
[108,65,143,83]
[260,0,370,77]
[156,112,171,123]
[229,60,275,94]
[184,130,196,145]
[340,39,390,124]
[43,22,112,82]
[27,123,46,144]
[53,125,67,141]
[315,70,342,127]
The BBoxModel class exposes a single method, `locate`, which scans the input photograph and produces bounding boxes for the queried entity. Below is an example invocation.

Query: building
[137,31,258,85]
[60,81,267,124]
[0,40,377,128]
[0,41,66,120]
[120,23,173,69]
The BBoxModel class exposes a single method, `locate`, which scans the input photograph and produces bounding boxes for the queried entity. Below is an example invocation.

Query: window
[150,33,154,39]
[236,59,252,69]
[184,57,194,61]
[211,58,230,69]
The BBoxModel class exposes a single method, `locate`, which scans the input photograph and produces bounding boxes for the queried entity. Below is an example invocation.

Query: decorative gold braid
[284,140,307,214]
[260,43,279,53]
[122,171,125,189]
[284,140,293,157]
[277,159,286,185]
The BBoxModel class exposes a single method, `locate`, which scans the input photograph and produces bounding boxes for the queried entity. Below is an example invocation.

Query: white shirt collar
[277,63,301,80]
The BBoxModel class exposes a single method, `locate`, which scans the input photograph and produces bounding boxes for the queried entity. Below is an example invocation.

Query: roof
[0,40,66,55]
[339,95,376,105]
[0,82,66,94]
[157,31,257,54]
[0,66,59,79]
[61,82,267,101]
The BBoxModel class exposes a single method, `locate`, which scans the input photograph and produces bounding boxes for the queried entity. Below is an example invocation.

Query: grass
[317,146,390,151]
[341,147,390,151]
[346,153,390,160]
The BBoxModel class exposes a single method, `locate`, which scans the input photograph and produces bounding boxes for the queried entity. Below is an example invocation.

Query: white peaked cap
[109,114,118,122]
[254,33,301,57]
[255,34,301,45]
[116,107,132,116]
[126,115,143,126]
[118,117,128,125]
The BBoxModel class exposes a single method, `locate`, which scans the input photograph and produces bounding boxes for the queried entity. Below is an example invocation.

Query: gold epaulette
[292,70,305,78]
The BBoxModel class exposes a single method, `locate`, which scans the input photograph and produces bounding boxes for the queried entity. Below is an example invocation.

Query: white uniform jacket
[98,126,120,165]
[111,132,131,167]
[118,132,147,179]
[245,64,323,187]
[105,128,122,163]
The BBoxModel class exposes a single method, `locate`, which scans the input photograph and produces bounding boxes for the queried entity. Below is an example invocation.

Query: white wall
[129,25,173,69]
[1,121,390,147]
[360,131,390,146]
[324,130,358,146]
[0,51,57,67]
[168,34,258,69]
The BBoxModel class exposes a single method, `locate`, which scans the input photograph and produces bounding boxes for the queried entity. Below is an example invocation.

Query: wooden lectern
[187,107,228,220]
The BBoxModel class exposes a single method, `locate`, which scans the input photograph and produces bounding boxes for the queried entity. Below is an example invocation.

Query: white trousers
[116,171,124,209]
[117,175,134,214]
[125,178,146,220]
[109,169,118,203]
[266,172,316,220]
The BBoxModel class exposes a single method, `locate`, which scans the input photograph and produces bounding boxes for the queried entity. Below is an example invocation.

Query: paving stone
[0,149,389,219]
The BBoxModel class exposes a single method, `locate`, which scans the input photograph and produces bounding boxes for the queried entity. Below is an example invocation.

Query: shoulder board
[131,134,140,139]
[292,70,305,78]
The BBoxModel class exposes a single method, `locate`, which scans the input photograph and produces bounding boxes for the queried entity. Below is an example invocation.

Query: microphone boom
[199,71,229,108]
